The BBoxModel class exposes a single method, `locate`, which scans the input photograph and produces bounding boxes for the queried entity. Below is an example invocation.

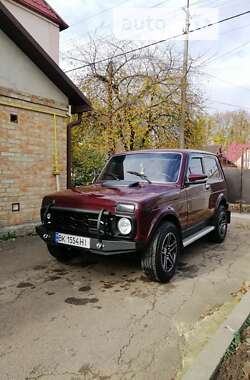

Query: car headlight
[116,203,135,213]
[117,217,132,235]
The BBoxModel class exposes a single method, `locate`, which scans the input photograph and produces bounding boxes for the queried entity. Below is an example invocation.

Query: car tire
[47,243,77,262]
[141,221,181,283]
[209,205,228,243]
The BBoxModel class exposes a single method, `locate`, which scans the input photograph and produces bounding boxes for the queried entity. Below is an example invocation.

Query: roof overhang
[0,2,91,114]
[9,0,69,31]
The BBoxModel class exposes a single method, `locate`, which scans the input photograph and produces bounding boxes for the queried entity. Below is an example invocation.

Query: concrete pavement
[0,215,249,380]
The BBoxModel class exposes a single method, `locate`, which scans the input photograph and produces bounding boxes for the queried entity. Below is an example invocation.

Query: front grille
[46,208,110,237]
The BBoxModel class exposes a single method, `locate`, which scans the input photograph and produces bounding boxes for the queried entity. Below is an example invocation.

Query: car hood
[44,182,179,212]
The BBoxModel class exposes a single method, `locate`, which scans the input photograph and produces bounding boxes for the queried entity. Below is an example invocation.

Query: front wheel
[47,243,77,262]
[141,222,181,283]
[209,205,228,243]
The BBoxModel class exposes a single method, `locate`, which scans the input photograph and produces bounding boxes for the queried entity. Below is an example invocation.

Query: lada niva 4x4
[36,149,231,282]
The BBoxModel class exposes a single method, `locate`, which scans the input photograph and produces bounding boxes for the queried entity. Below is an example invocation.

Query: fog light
[117,218,132,235]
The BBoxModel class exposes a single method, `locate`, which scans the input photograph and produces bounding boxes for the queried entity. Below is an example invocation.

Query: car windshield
[99,153,181,183]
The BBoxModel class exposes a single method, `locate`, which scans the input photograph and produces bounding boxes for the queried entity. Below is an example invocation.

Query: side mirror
[186,173,208,185]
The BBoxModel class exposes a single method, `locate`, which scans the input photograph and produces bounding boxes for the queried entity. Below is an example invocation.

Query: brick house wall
[0,1,91,235]
[0,87,68,231]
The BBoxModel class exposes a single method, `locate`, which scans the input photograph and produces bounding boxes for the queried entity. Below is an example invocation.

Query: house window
[12,203,20,212]
[10,113,18,123]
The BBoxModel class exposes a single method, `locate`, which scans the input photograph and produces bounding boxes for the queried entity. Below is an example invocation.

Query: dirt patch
[177,262,199,278]
[46,292,55,296]
[16,282,34,289]
[103,283,114,289]
[139,275,154,283]
[33,265,46,271]
[52,269,69,275]
[65,297,99,306]
[47,276,61,281]
[78,286,91,292]
[215,326,250,380]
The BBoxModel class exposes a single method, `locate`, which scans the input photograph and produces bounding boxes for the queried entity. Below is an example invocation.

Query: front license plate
[55,232,90,249]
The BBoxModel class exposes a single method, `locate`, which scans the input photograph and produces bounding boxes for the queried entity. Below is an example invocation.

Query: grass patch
[0,231,16,241]
[225,314,250,358]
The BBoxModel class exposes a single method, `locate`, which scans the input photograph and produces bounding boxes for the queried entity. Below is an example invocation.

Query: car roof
[112,149,218,157]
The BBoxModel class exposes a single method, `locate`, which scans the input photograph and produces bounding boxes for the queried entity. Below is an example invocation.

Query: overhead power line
[70,0,130,26]
[206,40,250,65]
[203,72,250,93]
[65,9,250,74]
[69,0,171,28]
[62,0,178,48]
[191,0,236,8]
[219,21,250,37]
[209,100,250,111]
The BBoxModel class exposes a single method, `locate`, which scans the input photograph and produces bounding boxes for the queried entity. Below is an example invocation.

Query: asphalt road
[0,215,249,380]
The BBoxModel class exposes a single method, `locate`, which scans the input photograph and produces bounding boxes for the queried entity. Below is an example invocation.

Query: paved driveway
[0,215,249,380]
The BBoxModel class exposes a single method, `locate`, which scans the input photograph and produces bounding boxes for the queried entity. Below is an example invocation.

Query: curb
[181,291,250,380]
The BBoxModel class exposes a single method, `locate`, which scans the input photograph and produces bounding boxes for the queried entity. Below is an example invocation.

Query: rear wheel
[210,205,228,243]
[47,243,77,262]
[141,221,181,283]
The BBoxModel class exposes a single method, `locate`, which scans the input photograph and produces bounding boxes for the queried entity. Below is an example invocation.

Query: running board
[183,226,215,248]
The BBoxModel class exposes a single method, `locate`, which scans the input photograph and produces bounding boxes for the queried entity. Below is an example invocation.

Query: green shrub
[72,148,106,186]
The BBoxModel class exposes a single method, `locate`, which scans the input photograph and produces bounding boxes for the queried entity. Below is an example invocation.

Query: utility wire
[191,0,235,8]
[206,39,250,65]
[202,72,250,94]
[62,0,177,49]
[69,0,171,28]
[208,100,250,111]
[65,9,250,73]
[151,0,170,7]
[219,21,250,36]
[70,0,130,26]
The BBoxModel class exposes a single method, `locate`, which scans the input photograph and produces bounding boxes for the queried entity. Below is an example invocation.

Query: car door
[202,155,226,215]
[185,155,211,228]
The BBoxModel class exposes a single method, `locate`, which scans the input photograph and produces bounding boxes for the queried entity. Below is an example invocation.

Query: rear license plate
[55,232,90,249]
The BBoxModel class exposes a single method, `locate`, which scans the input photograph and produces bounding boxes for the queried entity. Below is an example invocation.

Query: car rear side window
[203,156,222,180]
[188,157,204,175]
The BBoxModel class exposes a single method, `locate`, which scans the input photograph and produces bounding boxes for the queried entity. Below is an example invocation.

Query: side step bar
[183,226,215,248]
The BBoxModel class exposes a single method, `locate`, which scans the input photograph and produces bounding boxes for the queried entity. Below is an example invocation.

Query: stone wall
[0,87,68,232]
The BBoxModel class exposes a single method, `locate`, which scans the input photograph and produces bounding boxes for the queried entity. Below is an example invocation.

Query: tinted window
[203,157,221,180]
[100,153,181,183]
[188,157,204,175]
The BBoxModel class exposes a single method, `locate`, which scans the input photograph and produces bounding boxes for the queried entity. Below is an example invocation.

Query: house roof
[10,0,69,30]
[0,1,91,114]
[225,143,250,162]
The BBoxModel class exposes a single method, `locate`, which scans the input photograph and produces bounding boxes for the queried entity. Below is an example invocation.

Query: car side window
[203,156,222,180]
[188,157,204,175]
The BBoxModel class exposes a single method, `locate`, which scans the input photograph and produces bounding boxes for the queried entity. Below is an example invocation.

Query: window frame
[186,155,205,180]
[202,155,223,181]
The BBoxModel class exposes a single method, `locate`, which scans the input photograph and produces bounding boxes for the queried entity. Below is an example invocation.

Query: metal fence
[224,167,250,205]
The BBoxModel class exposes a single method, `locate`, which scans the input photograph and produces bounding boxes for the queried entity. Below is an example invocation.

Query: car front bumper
[36,225,142,255]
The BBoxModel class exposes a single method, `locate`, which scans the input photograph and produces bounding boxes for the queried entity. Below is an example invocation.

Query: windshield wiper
[103,173,120,181]
[127,171,152,184]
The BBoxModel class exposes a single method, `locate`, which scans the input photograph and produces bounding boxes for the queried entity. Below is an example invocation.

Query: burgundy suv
[36,149,231,282]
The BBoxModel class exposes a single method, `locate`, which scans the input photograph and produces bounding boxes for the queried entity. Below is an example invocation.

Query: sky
[49,0,250,114]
